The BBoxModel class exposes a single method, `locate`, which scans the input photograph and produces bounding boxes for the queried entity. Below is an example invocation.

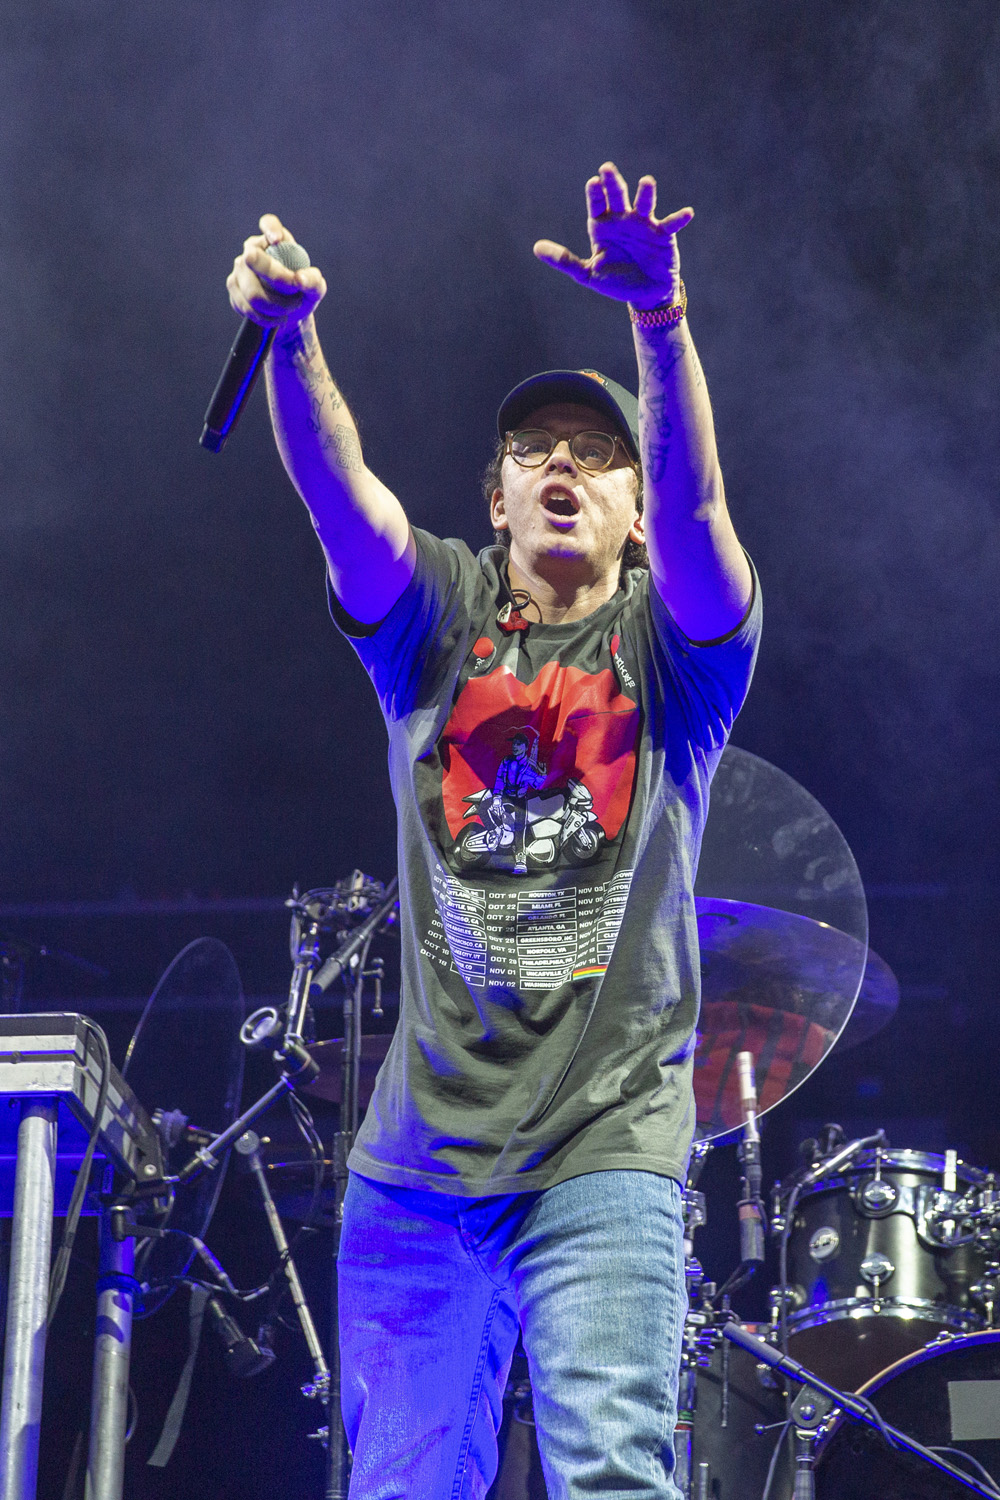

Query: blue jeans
[338,1169,687,1499]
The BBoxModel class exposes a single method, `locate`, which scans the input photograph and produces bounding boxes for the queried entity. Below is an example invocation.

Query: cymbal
[694,898,865,1137]
[303,1034,393,1108]
[834,944,899,1051]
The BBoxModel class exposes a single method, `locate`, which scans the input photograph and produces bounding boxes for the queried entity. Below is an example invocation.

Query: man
[228,162,760,1499]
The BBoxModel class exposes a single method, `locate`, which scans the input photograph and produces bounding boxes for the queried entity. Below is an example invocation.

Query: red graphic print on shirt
[439,661,640,874]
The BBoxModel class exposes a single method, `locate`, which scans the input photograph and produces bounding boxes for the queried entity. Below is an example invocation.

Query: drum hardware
[674,1308,792,1500]
[859,1251,894,1312]
[279,874,398,1500]
[234,1129,330,1439]
[674,1062,781,1500]
[722,1321,1000,1499]
[787,1383,837,1500]
[772,1129,887,1352]
[118,886,396,1495]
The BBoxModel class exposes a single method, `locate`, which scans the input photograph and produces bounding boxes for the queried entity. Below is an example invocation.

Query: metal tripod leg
[84,1213,135,1500]
[0,1099,58,1500]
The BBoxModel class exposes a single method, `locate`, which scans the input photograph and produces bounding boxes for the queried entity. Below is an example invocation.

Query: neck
[506,549,622,624]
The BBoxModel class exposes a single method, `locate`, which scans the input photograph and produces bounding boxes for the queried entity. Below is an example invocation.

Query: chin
[539,534,587,561]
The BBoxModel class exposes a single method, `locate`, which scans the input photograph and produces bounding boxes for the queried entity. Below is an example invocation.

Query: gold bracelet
[629,280,687,329]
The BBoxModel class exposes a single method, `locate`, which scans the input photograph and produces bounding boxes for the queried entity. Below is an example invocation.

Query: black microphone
[199,238,311,453]
[205,1296,276,1379]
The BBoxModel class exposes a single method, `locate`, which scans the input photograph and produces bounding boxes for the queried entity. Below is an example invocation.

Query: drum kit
[485,748,1000,1499]
[3,746,997,1500]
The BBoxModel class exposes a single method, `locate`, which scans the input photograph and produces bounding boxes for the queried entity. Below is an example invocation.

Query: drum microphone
[796,1128,887,1191]
[199,238,311,453]
[736,1051,766,1267]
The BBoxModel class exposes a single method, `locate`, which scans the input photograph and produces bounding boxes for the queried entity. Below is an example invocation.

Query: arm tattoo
[637,333,688,479]
[640,393,673,482]
[274,324,345,409]
[322,424,363,472]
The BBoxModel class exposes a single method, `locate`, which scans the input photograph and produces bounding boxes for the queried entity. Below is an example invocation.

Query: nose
[545,439,578,473]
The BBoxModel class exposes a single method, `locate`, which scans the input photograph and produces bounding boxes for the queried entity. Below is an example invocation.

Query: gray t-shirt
[334,529,761,1196]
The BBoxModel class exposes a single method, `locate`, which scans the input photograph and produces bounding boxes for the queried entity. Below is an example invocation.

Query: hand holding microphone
[201,215,327,452]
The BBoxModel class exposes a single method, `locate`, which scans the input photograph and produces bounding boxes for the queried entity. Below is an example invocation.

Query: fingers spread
[633,175,657,218]
[533,239,592,285]
[598,161,630,214]
[585,175,607,220]
[657,207,695,235]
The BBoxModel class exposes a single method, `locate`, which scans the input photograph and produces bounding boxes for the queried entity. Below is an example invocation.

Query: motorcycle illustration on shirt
[455,730,607,873]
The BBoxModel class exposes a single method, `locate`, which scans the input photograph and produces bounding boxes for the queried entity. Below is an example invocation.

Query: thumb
[533,240,592,286]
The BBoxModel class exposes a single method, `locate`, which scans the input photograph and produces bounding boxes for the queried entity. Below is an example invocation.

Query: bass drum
[815,1330,1000,1499]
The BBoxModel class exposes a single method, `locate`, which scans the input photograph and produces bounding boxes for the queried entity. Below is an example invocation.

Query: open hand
[534,163,692,310]
[227,213,327,332]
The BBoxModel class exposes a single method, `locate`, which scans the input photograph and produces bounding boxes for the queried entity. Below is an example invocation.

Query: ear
[627,506,644,547]
[490,486,509,533]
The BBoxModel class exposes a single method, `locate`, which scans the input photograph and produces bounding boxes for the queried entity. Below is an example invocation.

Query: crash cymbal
[693,746,869,1138]
[694,898,865,1135]
[302,1034,393,1109]
[835,944,899,1051]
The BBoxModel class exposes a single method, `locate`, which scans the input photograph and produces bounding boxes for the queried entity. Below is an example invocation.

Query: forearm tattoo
[322,424,363,472]
[274,322,346,416]
[641,394,673,482]
[638,332,694,479]
[273,321,366,468]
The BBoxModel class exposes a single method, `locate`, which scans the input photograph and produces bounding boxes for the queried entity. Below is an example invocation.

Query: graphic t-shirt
[333,529,761,1195]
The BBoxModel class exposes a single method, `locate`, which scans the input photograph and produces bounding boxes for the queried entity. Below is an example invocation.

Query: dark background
[0,1,998,1494]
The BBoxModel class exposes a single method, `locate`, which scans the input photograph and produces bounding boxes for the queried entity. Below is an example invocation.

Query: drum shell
[815,1329,1000,1499]
[784,1150,986,1389]
[688,1324,790,1500]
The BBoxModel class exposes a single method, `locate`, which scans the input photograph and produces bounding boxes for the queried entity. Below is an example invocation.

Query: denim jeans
[338,1168,686,1499]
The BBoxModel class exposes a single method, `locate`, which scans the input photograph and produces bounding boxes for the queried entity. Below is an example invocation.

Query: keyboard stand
[0,1015,162,1500]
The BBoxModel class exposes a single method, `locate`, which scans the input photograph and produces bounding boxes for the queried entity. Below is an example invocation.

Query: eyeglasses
[503,428,637,474]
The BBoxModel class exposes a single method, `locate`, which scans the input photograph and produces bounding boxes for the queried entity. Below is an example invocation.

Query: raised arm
[534,164,752,642]
[227,215,415,623]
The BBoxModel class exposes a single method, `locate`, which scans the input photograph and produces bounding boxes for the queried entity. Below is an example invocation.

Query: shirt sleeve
[638,558,763,753]
[326,528,480,723]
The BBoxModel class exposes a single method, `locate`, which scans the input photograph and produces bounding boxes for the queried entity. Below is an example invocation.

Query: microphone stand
[162,878,398,1499]
[285,880,399,1500]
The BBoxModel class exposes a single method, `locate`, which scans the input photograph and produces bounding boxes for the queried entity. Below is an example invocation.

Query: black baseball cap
[497,369,640,462]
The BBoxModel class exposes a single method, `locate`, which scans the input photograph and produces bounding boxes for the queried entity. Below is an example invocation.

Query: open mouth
[541,487,580,519]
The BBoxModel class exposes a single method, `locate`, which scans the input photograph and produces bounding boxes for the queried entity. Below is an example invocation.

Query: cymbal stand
[234,1131,329,1406]
[174,882,399,1188]
[167,879,397,1498]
